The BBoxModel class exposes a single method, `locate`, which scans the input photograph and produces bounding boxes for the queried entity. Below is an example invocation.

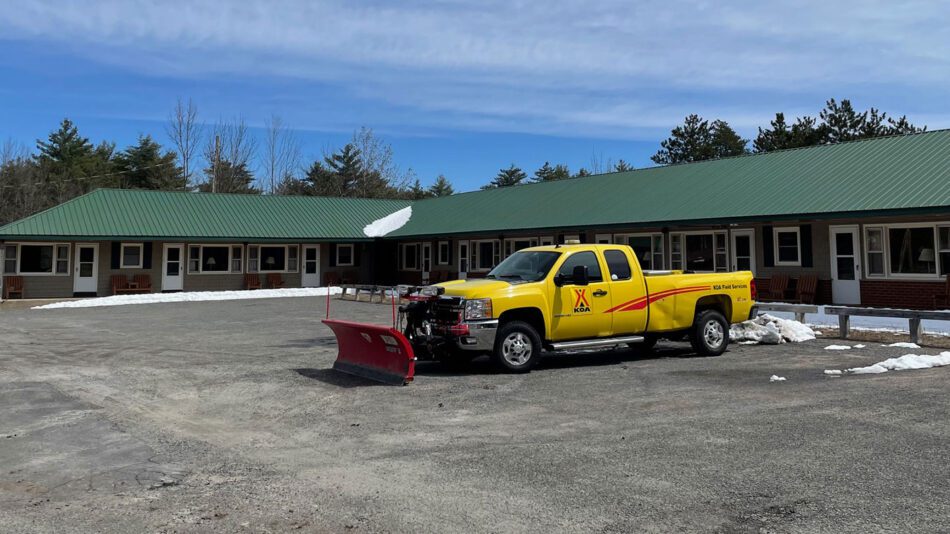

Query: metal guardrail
[824,306,950,344]
[755,303,820,323]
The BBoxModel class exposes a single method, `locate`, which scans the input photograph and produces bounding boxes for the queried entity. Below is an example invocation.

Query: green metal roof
[0,189,411,241]
[390,129,950,237]
[2,130,949,242]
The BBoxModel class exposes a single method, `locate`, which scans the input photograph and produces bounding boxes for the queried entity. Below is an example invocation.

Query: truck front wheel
[690,309,729,356]
[492,321,542,373]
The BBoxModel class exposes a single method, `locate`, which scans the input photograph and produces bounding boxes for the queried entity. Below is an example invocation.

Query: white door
[422,243,432,283]
[73,244,98,294]
[730,229,756,274]
[162,244,184,291]
[830,226,861,305]
[302,245,321,287]
[458,240,469,280]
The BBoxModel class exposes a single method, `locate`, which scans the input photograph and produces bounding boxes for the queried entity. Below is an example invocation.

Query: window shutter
[448,240,453,264]
[762,226,774,267]
[143,242,153,269]
[111,242,120,270]
[354,244,361,266]
[800,224,813,268]
[329,244,337,267]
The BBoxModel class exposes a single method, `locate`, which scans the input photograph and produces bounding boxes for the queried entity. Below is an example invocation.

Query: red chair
[3,276,24,299]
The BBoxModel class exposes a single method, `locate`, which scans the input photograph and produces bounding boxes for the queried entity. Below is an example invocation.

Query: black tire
[491,321,542,373]
[690,309,729,356]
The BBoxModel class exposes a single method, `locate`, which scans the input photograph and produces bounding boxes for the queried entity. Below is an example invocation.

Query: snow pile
[33,287,342,310]
[823,370,843,375]
[847,352,950,375]
[854,344,866,349]
[363,206,412,237]
[885,342,920,349]
[730,314,816,345]
[824,345,852,351]
[769,375,787,382]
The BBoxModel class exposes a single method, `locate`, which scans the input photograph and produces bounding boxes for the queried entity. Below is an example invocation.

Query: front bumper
[450,319,499,351]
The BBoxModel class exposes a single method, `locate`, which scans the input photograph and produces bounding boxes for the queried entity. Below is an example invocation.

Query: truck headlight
[463,298,493,321]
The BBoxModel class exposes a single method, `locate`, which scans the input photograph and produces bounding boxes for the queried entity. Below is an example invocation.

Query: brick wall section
[860,279,947,309]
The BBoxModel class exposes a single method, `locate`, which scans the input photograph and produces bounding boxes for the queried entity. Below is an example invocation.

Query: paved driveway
[1,297,949,533]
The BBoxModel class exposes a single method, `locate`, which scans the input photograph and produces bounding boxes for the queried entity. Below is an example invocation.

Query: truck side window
[557,251,603,282]
[603,249,632,281]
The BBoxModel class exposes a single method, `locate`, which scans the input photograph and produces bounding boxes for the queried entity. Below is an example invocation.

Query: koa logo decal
[573,289,591,313]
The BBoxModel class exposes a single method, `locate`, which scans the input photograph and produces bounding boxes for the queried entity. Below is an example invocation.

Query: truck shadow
[415,343,703,376]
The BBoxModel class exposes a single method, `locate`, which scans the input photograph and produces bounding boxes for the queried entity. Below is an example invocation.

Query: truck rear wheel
[492,321,541,373]
[690,309,729,356]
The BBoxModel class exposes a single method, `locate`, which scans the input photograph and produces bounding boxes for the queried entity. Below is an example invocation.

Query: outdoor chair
[132,274,152,293]
[757,274,790,302]
[245,274,261,290]
[935,277,950,309]
[111,275,136,295]
[266,273,285,289]
[3,276,24,299]
[792,274,818,304]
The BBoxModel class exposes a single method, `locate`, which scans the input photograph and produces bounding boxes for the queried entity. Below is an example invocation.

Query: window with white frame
[671,231,728,272]
[504,237,538,257]
[4,243,70,275]
[401,243,420,270]
[472,240,500,271]
[437,241,450,265]
[615,233,665,270]
[249,245,297,273]
[864,227,885,277]
[595,234,612,244]
[336,244,355,267]
[120,243,143,269]
[539,236,554,246]
[940,226,950,276]
[773,227,801,266]
[888,226,936,275]
[188,245,242,274]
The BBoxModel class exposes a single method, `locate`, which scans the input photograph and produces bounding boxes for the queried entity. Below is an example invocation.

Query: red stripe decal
[605,286,711,313]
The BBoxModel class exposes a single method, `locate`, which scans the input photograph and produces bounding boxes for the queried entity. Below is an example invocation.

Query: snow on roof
[363,206,412,237]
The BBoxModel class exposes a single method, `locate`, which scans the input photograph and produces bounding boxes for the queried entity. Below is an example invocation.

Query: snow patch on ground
[33,287,342,309]
[769,375,787,382]
[363,206,412,237]
[763,305,950,336]
[847,352,950,375]
[885,342,920,349]
[824,345,852,350]
[824,351,950,375]
[853,344,866,349]
[730,314,815,345]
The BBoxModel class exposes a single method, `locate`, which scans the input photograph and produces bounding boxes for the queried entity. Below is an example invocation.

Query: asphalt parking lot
[2,297,950,533]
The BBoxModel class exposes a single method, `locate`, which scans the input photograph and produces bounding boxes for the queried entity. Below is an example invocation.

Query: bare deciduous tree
[263,115,302,194]
[350,126,414,194]
[202,117,259,193]
[165,98,202,188]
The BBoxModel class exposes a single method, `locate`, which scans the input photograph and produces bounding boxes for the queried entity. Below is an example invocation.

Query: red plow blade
[323,319,416,385]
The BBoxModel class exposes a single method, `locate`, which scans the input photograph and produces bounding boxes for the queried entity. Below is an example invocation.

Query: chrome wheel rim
[703,320,724,349]
[502,332,533,366]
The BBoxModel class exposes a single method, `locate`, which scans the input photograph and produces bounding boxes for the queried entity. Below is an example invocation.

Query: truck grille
[432,297,463,325]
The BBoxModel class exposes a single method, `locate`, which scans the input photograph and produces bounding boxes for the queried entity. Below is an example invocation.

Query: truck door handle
[592,289,608,297]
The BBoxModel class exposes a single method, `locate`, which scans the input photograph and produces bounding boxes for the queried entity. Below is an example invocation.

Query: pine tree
[613,160,633,172]
[574,168,591,178]
[820,99,867,143]
[114,135,185,190]
[532,162,570,182]
[199,159,260,194]
[482,164,527,189]
[427,174,454,197]
[406,179,432,200]
[651,115,747,165]
[34,118,116,200]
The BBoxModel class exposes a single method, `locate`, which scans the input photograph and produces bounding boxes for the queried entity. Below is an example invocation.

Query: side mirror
[571,265,589,286]
[553,273,566,287]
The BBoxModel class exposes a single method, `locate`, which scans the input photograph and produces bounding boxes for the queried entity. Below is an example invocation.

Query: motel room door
[730,229,756,274]
[302,245,321,287]
[162,244,184,291]
[830,225,861,305]
[73,243,99,294]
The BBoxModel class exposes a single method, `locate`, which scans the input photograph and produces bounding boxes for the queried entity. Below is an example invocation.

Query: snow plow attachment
[323,319,416,385]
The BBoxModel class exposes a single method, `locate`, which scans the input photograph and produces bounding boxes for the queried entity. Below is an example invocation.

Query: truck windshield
[486,251,561,282]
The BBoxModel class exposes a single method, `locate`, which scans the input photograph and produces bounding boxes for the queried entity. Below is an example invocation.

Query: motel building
[2,130,949,309]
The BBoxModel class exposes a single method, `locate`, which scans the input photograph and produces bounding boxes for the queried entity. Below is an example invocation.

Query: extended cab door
[602,248,649,335]
[549,250,613,341]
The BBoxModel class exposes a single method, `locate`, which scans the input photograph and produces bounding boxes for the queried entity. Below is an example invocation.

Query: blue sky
[1,1,948,192]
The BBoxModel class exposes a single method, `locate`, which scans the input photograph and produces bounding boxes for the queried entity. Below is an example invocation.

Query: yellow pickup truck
[402,243,756,372]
